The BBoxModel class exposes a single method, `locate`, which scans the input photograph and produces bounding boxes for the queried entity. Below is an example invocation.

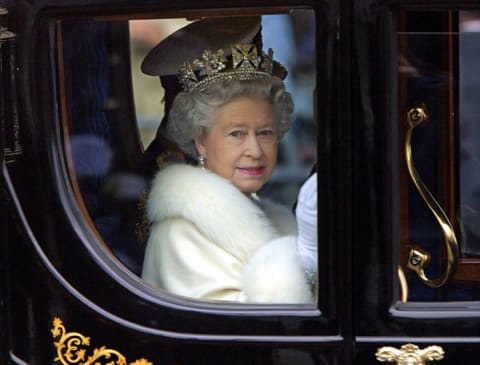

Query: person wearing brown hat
[140,17,316,303]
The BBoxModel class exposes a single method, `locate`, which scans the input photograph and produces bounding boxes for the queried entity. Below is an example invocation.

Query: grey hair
[165,76,294,157]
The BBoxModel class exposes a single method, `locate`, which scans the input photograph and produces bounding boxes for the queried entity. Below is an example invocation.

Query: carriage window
[396,10,480,302]
[58,11,318,304]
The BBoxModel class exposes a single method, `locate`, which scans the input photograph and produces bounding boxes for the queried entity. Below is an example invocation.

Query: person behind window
[140,17,317,303]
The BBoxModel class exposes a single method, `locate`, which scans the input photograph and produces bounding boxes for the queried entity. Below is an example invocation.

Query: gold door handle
[376,344,444,365]
[404,105,459,288]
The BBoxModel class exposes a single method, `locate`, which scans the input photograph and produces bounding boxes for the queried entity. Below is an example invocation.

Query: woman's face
[195,96,278,194]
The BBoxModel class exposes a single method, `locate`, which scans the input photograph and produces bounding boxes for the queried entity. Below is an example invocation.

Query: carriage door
[352,2,480,364]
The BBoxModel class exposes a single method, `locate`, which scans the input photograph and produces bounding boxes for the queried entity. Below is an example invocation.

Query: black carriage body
[1,1,480,365]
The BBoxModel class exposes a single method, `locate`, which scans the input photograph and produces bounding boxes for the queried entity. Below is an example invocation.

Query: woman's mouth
[237,166,265,176]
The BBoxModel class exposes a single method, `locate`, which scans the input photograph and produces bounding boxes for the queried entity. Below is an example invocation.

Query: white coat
[141,164,312,303]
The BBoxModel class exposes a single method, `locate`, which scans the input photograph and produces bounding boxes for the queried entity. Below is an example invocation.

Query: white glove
[296,173,318,274]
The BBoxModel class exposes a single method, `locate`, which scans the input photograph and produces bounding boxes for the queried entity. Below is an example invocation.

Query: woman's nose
[244,135,263,158]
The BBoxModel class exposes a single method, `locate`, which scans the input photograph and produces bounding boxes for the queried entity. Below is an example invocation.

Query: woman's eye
[229,130,244,137]
[258,129,274,136]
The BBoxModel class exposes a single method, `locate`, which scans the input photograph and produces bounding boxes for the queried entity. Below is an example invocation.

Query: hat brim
[141,16,262,77]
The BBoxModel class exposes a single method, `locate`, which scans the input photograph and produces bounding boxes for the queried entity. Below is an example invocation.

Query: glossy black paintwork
[3,0,480,365]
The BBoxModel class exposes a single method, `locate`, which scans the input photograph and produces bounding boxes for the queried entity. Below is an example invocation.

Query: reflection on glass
[459,12,480,258]
[59,12,318,304]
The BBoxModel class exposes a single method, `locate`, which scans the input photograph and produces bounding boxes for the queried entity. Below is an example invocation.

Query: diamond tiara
[177,44,275,92]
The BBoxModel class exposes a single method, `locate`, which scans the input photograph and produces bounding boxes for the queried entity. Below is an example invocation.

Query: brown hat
[141,16,262,77]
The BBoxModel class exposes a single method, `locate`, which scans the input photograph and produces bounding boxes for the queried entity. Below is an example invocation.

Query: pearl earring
[198,155,206,170]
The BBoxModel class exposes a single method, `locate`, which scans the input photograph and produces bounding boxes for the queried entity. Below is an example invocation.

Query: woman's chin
[234,180,266,195]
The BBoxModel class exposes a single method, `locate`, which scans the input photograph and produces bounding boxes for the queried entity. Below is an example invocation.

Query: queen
[141,17,317,303]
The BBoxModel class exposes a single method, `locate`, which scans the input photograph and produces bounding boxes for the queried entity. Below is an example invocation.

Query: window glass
[59,11,318,304]
[459,11,480,260]
[396,10,480,302]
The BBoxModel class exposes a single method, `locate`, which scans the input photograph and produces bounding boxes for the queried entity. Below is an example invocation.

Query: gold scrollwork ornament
[376,343,444,365]
[51,317,153,365]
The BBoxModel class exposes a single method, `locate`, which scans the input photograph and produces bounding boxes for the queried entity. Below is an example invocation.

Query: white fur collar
[147,164,292,261]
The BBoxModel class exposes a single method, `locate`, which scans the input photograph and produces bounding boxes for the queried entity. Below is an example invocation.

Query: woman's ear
[195,135,207,157]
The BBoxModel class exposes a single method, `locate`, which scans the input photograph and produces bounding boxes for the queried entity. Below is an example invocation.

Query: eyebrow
[224,120,276,128]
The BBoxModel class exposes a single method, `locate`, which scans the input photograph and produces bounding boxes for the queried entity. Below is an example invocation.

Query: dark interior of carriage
[60,19,145,274]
